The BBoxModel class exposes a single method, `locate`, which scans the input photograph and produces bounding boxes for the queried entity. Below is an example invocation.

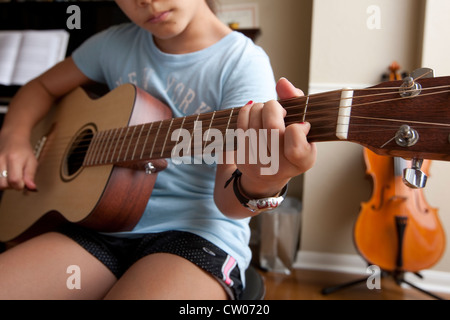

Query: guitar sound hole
[62,127,94,180]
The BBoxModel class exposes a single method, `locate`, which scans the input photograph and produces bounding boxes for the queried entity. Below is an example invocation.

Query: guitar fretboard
[83,90,345,166]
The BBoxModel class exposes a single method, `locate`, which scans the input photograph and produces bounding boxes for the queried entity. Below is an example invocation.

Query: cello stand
[321,271,445,300]
[321,216,446,300]
[320,272,369,295]
[393,271,445,300]
[321,269,445,300]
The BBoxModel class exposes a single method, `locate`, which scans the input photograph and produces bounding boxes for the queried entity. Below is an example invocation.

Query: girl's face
[115,0,208,40]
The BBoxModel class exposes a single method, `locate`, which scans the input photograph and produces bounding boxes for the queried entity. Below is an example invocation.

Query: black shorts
[59,224,243,299]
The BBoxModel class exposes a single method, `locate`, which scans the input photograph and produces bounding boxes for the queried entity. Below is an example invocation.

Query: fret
[111,127,124,163]
[190,114,200,142]
[117,127,130,162]
[225,108,235,132]
[140,122,153,160]
[203,111,216,150]
[92,131,105,166]
[160,118,174,158]
[96,131,107,165]
[84,133,97,166]
[123,125,137,161]
[85,133,95,166]
[169,117,186,160]
[190,114,201,138]
[222,108,236,152]
[302,96,309,123]
[105,128,119,165]
[175,116,186,143]
[190,114,201,157]
[105,129,117,164]
[150,121,163,159]
[131,124,145,161]
[97,131,110,165]
[98,129,112,165]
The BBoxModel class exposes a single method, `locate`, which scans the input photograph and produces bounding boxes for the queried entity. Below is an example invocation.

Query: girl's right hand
[0,57,92,191]
[0,133,38,191]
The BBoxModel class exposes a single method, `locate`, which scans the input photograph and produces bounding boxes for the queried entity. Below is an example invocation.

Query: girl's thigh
[105,252,228,300]
[0,232,116,300]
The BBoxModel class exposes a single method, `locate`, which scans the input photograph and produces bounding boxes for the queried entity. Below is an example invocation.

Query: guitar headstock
[347,72,450,161]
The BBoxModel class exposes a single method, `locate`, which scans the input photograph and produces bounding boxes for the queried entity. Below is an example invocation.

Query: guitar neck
[84,108,238,166]
[83,75,450,166]
[83,89,347,167]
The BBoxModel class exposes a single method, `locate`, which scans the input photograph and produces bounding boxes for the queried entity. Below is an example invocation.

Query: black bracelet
[224,169,288,213]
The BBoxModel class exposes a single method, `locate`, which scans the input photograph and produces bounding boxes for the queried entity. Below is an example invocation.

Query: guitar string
[96,86,450,145]
[40,86,450,157]
[51,83,450,150]
[40,125,448,168]
[37,85,450,165]
[39,88,450,167]
[46,82,450,148]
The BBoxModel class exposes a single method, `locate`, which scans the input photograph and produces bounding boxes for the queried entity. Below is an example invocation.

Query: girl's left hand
[235,77,317,198]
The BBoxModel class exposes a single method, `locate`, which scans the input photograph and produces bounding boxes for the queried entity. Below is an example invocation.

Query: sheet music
[0,30,69,86]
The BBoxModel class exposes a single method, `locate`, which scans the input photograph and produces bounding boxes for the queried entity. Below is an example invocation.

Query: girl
[0,0,316,299]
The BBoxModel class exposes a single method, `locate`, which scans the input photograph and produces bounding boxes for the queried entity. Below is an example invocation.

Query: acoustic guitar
[0,70,449,242]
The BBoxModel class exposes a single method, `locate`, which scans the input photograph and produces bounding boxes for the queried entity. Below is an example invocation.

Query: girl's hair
[206,0,217,14]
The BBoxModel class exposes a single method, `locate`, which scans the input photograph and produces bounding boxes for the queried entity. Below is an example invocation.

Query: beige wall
[219,0,450,274]
[218,0,313,91]
[309,0,424,86]
[304,0,450,275]
[422,0,450,76]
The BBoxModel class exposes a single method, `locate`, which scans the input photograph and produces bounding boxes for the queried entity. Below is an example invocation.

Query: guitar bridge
[34,135,48,160]
[33,123,55,160]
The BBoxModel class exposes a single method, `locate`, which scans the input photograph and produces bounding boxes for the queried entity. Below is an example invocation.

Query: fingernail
[245,100,254,106]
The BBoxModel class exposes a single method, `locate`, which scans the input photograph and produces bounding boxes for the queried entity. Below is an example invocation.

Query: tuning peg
[403,158,427,189]
[399,68,434,98]
[410,67,434,79]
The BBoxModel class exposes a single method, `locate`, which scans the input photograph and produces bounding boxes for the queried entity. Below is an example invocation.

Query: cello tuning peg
[402,158,427,189]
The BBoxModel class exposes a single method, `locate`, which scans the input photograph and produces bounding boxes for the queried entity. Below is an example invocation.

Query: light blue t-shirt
[72,23,277,283]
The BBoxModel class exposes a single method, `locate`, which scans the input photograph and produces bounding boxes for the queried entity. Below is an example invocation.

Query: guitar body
[0,84,172,242]
[0,73,448,242]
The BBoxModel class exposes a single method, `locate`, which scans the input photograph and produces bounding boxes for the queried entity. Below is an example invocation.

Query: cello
[354,63,446,274]
[354,148,445,272]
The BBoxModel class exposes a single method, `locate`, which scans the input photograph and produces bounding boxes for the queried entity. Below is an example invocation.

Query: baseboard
[294,250,450,294]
